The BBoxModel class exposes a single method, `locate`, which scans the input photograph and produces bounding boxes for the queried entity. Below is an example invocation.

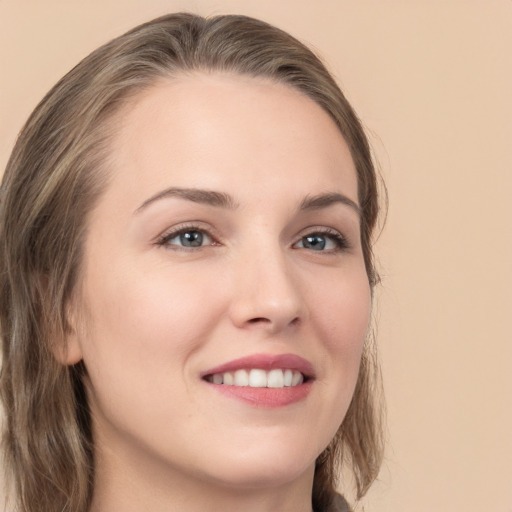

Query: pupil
[180,231,203,247]
[304,235,326,250]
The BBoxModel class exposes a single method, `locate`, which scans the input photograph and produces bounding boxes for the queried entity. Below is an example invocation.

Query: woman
[0,13,384,512]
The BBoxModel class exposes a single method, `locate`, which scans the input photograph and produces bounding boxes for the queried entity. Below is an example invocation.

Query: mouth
[201,353,314,407]
[204,368,306,388]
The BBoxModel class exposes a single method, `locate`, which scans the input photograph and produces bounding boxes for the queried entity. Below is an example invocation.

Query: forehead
[105,72,358,206]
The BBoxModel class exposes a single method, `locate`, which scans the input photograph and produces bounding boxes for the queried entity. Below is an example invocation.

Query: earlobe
[53,328,83,366]
[51,305,84,366]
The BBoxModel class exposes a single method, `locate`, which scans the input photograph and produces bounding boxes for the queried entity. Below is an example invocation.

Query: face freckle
[73,72,371,500]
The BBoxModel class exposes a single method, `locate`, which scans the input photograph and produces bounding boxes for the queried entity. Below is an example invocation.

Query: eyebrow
[134,187,239,214]
[299,192,361,216]
[134,187,360,216]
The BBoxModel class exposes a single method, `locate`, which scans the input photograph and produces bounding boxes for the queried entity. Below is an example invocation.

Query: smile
[201,353,314,407]
[204,368,304,388]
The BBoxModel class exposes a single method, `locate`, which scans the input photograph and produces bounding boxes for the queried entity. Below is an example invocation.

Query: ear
[52,322,83,366]
[36,272,84,366]
[50,300,84,366]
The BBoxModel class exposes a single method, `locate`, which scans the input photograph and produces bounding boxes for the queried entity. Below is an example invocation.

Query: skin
[65,73,371,512]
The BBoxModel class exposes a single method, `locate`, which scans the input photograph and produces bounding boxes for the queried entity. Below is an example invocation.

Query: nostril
[246,316,300,328]
[248,317,270,324]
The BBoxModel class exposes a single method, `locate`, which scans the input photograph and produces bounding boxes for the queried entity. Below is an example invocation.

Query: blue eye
[159,228,214,248]
[295,232,348,251]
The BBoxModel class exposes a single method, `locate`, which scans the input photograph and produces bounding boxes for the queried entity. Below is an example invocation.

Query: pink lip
[201,353,315,409]
[201,353,315,379]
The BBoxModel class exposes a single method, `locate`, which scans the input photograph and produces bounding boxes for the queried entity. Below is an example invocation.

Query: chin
[193,438,320,491]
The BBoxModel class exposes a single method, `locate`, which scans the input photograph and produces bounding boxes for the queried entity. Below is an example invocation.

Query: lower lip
[206,381,313,408]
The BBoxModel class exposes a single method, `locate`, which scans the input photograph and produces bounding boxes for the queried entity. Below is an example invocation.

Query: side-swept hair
[0,13,384,512]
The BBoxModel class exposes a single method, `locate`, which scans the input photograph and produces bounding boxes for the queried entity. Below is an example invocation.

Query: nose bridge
[229,234,304,332]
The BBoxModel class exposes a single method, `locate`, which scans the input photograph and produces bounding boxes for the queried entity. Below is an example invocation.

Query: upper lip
[201,353,315,380]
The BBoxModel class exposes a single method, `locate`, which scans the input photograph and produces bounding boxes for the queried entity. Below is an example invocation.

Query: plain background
[1,1,511,511]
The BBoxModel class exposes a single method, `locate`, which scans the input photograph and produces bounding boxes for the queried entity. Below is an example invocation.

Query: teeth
[234,369,249,386]
[208,368,305,388]
[248,369,267,387]
[291,371,303,386]
[267,368,284,388]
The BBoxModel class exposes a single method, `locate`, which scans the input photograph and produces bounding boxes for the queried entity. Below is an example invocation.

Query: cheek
[317,268,370,339]
[81,260,224,357]
[75,262,221,411]
[76,262,227,439]
[310,268,371,380]
[298,267,371,452]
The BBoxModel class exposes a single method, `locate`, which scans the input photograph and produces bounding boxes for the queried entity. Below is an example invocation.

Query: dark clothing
[327,493,352,512]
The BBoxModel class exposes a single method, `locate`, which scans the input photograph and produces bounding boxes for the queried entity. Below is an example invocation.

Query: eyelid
[155,222,220,250]
[154,222,350,252]
[293,226,351,251]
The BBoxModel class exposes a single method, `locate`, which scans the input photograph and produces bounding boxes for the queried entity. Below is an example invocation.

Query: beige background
[1,1,511,511]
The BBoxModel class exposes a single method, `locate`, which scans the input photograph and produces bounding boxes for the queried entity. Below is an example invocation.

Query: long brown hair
[0,13,384,512]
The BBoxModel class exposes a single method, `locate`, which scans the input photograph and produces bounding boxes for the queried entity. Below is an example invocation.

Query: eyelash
[155,224,350,252]
[296,228,351,252]
[155,223,218,250]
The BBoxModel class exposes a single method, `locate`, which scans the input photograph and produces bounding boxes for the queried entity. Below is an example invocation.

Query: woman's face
[70,73,370,494]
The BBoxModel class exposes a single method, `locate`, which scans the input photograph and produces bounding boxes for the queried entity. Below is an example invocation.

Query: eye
[157,226,216,249]
[294,230,349,252]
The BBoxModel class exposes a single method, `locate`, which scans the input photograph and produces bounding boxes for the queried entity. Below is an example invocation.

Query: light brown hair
[0,13,384,512]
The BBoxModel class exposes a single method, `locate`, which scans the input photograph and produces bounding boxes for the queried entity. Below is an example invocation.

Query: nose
[228,243,305,334]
